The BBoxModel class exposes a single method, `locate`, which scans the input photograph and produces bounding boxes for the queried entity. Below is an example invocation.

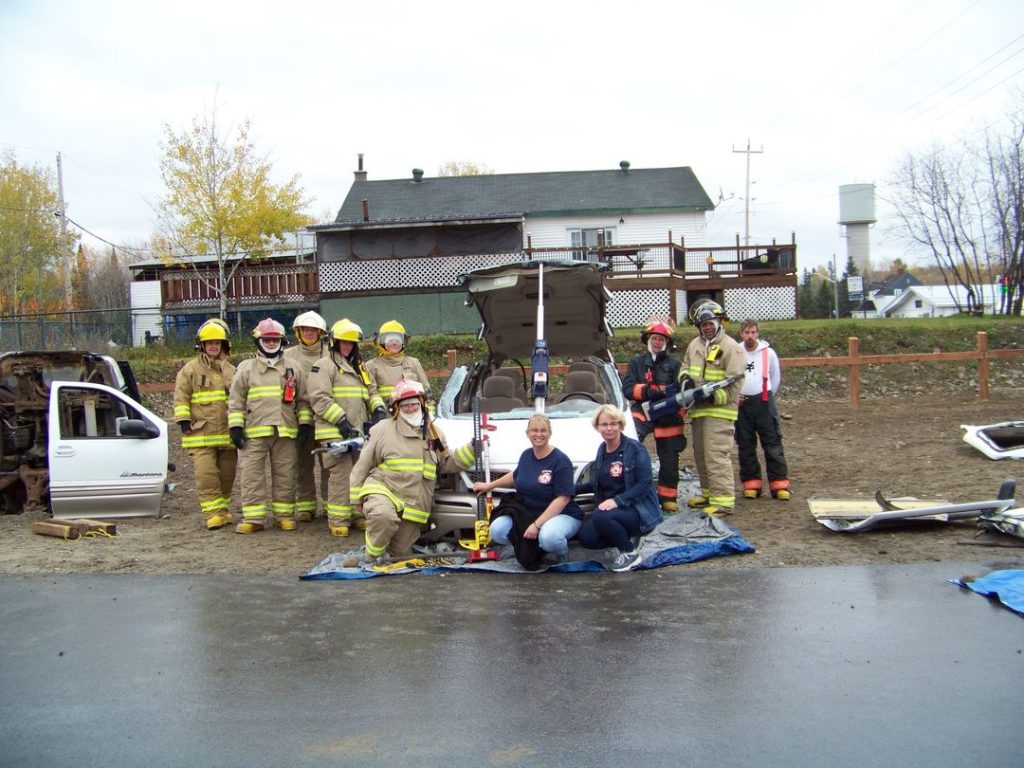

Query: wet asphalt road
[1,563,1021,768]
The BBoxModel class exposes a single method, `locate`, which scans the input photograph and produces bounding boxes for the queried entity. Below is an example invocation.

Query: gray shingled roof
[327,166,714,226]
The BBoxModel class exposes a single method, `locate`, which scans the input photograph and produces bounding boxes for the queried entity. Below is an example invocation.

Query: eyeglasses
[597,422,620,428]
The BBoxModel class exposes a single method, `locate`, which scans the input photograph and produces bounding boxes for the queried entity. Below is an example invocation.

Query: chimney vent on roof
[619,161,630,172]
[354,154,367,182]
[361,199,369,222]
[412,168,424,183]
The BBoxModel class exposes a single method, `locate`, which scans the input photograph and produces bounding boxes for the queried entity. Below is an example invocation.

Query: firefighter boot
[206,513,231,531]
[353,518,368,531]
[275,518,297,532]
[742,479,763,500]
[295,510,316,523]
[661,500,679,513]
[330,525,351,538]
[687,495,710,508]
[235,521,265,534]
[770,480,791,501]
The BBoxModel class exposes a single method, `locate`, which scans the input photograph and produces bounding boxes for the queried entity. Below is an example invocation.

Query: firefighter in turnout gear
[283,310,328,522]
[679,300,746,515]
[227,318,312,534]
[308,319,387,537]
[363,319,431,405]
[623,320,685,511]
[350,379,476,564]
[173,318,237,530]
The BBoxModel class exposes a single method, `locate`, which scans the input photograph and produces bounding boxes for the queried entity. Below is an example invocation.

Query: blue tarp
[951,569,1024,617]
[301,512,755,580]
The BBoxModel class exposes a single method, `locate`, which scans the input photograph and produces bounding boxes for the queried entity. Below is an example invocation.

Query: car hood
[462,260,613,365]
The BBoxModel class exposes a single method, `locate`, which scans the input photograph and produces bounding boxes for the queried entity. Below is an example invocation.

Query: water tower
[838,183,875,277]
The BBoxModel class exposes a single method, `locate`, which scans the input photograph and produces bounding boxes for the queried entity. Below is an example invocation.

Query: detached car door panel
[48,381,169,518]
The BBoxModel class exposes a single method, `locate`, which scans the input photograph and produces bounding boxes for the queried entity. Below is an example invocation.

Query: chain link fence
[0,308,135,352]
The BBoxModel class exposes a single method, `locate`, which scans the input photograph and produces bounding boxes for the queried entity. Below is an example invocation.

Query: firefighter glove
[229,426,247,450]
[177,420,192,433]
[373,406,387,423]
[691,387,710,404]
[297,423,312,443]
[336,415,358,439]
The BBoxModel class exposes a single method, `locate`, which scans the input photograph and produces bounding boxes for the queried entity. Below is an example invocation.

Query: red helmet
[392,378,426,404]
[641,320,676,350]
[252,318,286,339]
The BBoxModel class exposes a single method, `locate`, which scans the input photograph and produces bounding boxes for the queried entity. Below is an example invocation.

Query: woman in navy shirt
[576,404,662,571]
[473,413,583,559]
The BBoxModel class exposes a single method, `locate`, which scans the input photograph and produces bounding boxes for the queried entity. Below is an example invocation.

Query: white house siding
[129,281,163,347]
[523,212,707,257]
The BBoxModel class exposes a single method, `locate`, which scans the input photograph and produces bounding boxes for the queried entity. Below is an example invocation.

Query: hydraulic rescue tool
[459,395,500,561]
[640,374,744,422]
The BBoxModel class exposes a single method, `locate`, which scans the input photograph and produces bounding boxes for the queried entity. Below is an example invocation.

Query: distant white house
[883,284,1008,318]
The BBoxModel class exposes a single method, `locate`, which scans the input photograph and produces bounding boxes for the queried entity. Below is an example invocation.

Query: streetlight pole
[809,267,839,320]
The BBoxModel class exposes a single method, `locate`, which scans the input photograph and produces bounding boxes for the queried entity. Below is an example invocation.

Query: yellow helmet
[330,318,363,344]
[375,319,409,354]
[196,318,230,352]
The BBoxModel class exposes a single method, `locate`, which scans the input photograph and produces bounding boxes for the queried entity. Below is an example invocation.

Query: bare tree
[887,94,1024,315]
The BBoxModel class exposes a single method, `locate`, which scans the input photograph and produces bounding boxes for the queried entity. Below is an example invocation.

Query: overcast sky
[2,0,1022,273]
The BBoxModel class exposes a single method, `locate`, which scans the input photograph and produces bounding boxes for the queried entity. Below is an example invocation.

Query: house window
[914,299,923,308]
[568,228,614,261]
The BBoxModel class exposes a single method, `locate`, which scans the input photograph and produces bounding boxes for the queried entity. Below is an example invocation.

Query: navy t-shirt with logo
[597,446,627,502]
[513,447,584,520]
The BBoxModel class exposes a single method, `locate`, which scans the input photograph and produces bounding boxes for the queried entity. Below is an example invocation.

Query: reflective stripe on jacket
[173,353,235,448]
[227,354,311,439]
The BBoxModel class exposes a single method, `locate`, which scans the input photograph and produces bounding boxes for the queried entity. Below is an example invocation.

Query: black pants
[578,506,642,552]
[635,418,685,502]
[735,395,788,483]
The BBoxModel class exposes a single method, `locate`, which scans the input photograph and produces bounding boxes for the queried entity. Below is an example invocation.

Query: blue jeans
[490,514,582,556]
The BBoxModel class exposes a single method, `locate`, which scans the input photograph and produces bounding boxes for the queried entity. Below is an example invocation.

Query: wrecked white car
[429,260,637,542]
[0,351,170,518]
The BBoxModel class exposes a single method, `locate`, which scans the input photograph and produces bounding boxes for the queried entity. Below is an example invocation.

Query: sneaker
[610,549,643,572]
[687,495,710,508]
[275,518,297,531]
[773,489,791,501]
[235,521,264,534]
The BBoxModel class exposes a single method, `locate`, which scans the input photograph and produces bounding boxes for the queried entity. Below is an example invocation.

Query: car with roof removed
[428,259,638,542]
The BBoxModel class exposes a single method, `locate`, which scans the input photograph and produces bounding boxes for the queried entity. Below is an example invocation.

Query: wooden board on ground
[808,498,950,520]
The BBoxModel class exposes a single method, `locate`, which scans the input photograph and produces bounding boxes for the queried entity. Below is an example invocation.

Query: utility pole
[732,139,763,247]
[55,152,74,312]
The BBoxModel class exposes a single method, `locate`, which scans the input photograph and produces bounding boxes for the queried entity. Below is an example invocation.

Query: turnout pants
[319,450,366,528]
[635,418,685,504]
[238,435,297,525]
[190,446,237,522]
[691,416,737,510]
[362,494,422,558]
[293,428,319,518]
[735,395,789,486]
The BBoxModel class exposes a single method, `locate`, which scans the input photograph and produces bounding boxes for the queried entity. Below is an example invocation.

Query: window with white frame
[567,227,615,261]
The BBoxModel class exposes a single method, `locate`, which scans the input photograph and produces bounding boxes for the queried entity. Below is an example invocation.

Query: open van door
[47,381,169,519]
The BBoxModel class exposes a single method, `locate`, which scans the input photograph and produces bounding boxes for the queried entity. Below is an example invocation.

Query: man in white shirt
[736,319,790,501]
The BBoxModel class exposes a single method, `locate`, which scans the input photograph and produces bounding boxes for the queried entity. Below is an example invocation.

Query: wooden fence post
[446,349,457,372]
[977,331,989,400]
[848,336,860,406]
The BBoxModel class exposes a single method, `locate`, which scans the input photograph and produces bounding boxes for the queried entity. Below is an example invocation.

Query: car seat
[557,370,606,404]
[491,367,530,404]
[479,376,526,413]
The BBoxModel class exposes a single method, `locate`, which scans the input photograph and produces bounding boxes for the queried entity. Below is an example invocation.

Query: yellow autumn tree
[157,106,308,319]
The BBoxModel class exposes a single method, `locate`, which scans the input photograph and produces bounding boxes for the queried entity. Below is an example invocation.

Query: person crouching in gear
[363,320,431,406]
[349,379,475,564]
[736,319,791,501]
[623,320,686,512]
[308,319,387,537]
[283,310,328,523]
[173,318,237,530]
[679,299,746,516]
[227,318,312,534]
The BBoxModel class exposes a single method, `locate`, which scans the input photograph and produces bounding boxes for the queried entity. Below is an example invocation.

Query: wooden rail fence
[141,332,1021,407]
